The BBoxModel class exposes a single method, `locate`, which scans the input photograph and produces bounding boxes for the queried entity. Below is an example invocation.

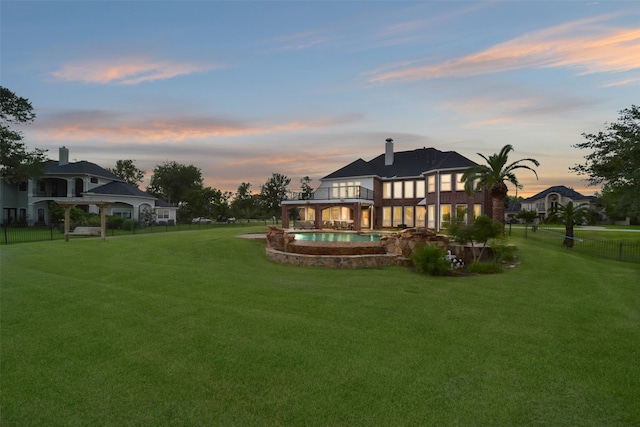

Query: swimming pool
[293,232,382,242]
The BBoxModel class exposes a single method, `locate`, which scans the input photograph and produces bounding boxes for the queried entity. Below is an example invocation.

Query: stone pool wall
[265,225,453,269]
[266,247,405,268]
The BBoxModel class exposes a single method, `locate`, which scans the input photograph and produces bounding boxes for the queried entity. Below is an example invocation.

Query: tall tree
[461,144,539,226]
[0,86,48,183]
[260,173,290,220]
[300,176,314,200]
[146,161,203,204]
[107,159,145,187]
[570,105,640,222]
[546,201,590,248]
[231,182,259,219]
[182,186,231,220]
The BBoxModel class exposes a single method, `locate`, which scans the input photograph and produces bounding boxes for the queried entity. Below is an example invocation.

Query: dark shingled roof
[86,181,154,199]
[322,147,477,180]
[155,199,176,208]
[45,160,123,181]
[523,185,594,202]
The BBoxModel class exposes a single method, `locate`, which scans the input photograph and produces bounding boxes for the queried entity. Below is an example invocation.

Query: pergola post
[98,203,108,241]
[63,204,73,242]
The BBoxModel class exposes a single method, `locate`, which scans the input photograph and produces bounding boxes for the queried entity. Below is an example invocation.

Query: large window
[393,181,403,199]
[332,181,361,198]
[383,182,392,199]
[427,205,435,229]
[382,207,392,227]
[440,205,452,229]
[404,181,414,199]
[404,206,414,227]
[455,173,465,191]
[427,175,435,193]
[157,209,170,219]
[393,206,403,226]
[455,204,468,223]
[416,180,425,198]
[440,174,452,192]
[416,206,426,227]
[473,204,482,218]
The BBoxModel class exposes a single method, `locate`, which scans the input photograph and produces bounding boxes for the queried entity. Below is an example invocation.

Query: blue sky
[2,1,639,197]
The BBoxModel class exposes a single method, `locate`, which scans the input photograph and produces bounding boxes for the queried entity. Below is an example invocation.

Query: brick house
[281,139,491,231]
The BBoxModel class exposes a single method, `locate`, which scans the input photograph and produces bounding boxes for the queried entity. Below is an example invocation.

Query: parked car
[192,217,213,224]
[226,217,236,224]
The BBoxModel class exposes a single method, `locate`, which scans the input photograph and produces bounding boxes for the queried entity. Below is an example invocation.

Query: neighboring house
[282,139,491,231]
[505,202,522,224]
[0,146,177,225]
[520,185,597,221]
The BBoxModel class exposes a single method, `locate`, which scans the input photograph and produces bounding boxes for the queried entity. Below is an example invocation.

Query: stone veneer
[265,225,450,269]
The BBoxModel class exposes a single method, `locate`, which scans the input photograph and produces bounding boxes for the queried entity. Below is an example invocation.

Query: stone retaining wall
[266,247,406,269]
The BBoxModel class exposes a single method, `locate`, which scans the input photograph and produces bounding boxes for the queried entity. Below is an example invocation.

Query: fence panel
[518,225,640,264]
[1,219,279,245]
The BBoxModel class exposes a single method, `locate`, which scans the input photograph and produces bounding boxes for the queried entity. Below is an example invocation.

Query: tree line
[111,158,306,222]
[2,85,639,224]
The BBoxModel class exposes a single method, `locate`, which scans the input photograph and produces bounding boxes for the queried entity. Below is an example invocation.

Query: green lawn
[2,227,639,426]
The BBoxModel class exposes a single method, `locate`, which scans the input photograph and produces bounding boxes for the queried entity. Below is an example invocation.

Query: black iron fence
[512,225,640,264]
[1,219,278,245]
[288,186,375,201]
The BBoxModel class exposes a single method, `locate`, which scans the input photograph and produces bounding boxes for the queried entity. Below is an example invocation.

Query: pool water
[293,232,382,242]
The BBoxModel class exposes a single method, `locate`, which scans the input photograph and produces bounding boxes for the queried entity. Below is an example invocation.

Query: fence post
[619,242,623,261]
[2,224,7,245]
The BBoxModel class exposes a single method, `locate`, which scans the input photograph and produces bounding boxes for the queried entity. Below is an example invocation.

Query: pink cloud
[50,57,218,85]
[367,15,640,83]
[31,110,363,142]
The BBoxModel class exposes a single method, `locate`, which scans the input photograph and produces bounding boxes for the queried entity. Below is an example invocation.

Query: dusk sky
[2,1,639,197]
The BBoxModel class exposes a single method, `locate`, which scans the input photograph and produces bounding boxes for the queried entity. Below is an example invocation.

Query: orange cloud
[50,57,218,85]
[367,15,640,83]
[31,111,362,142]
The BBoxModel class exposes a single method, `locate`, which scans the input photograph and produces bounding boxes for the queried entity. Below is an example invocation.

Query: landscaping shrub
[467,261,503,274]
[490,239,517,263]
[122,219,135,231]
[410,244,451,276]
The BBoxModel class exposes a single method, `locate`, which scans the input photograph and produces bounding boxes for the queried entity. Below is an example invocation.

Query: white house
[0,146,177,225]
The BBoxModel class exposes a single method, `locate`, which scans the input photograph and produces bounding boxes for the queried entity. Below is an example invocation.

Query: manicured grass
[2,227,639,425]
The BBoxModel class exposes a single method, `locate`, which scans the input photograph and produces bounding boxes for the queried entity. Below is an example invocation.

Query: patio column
[313,205,322,230]
[63,204,74,242]
[281,205,289,229]
[352,202,361,231]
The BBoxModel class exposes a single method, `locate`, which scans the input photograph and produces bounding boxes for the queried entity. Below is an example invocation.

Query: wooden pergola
[56,200,112,242]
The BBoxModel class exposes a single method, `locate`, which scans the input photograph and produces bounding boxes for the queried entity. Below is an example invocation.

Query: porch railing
[287,186,374,201]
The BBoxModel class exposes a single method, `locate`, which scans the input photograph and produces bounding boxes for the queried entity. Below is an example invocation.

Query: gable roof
[523,185,594,202]
[322,147,477,180]
[45,160,123,181]
[85,181,155,199]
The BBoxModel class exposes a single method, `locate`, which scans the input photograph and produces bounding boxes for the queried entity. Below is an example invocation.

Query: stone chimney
[385,138,394,166]
[59,146,69,166]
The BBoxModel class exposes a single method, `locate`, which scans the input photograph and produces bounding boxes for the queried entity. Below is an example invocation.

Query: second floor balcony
[287,185,374,202]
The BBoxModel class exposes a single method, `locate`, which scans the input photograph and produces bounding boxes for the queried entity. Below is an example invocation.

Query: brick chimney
[385,138,394,166]
[59,146,69,166]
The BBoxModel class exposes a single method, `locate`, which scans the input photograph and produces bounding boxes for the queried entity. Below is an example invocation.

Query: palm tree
[461,144,539,226]
[546,201,590,248]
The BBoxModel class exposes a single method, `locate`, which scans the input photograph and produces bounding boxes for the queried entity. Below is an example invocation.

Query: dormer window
[90,177,98,184]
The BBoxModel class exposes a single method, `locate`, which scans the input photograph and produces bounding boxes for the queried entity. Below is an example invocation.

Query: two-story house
[0,146,177,225]
[521,185,597,221]
[282,139,491,231]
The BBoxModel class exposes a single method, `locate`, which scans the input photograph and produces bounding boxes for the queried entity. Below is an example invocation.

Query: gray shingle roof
[86,181,154,198]
[322,147,477,180]
[45,160,123,181]
[523,185,594,202]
